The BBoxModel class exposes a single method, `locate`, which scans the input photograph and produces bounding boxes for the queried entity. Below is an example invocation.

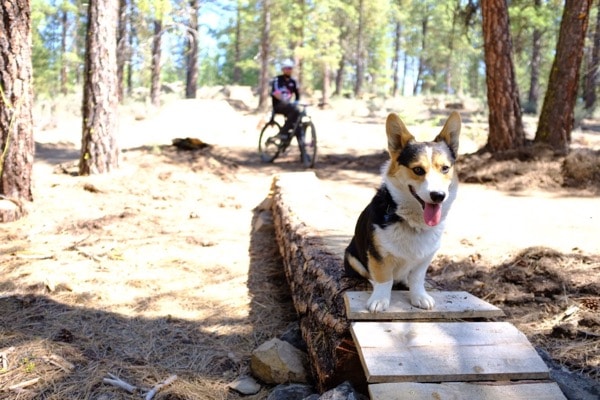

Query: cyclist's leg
[278,104,300,138]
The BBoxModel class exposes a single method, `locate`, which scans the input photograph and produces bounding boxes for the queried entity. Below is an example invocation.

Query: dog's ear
[386,113,414,153]
[435,111,461,156]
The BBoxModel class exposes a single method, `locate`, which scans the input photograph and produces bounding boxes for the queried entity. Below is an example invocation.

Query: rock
[318,381,368,400]
[537,348,600,400]
[256,196,273,211]
[253,210,274,232]
[279,321,307,352]
[0,198,23,223]
[227,375,261,395]
[266,383,316,400]
[251,338,309,384]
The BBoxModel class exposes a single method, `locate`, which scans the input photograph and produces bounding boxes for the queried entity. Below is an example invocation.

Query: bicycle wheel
[258,121,282,163]
[298,121,317,168]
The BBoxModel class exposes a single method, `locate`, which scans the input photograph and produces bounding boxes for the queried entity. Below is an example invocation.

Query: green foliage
[198,53,222,86]
[21,358,36,373]
[509,0,563,107]
[29,0,571,104]
[31,0,86,98]
[138,0,172,22]
[219,0,261,86]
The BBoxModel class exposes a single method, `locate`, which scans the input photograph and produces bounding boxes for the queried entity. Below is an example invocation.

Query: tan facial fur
[385,112,460,205]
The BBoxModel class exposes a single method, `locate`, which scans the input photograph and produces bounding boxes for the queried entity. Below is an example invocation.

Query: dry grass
[1,143,296,399]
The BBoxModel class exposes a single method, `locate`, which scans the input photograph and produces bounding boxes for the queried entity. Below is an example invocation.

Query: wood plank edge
[368,381,566,400]
[366,371,551,384]
[346,310,505,320]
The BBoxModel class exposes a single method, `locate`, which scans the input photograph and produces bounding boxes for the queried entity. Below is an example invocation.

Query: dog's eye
[412,167,426,176]
[440,165,450,174]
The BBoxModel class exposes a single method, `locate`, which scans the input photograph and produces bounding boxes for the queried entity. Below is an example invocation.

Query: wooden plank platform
[350,321,549,383]
[368,381,567,400]
[345,291,504,320]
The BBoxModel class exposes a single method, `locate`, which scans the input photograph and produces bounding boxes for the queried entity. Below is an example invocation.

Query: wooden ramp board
[350,321,549,383]
[368,381,567,400]
[345,291,504,320]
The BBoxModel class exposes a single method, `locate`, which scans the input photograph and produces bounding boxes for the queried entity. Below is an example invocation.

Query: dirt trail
[2,98,598,399]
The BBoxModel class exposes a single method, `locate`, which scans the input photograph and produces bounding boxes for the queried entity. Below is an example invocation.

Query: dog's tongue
[424,203,442,226]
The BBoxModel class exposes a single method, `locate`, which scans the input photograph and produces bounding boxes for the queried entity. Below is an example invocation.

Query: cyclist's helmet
[281,59,295,69]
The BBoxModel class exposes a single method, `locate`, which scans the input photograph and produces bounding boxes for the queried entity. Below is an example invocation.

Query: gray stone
[318,381,368,400]
[266,383,316,400]
[303,395,321,400]
[253,210,274,232]
[251,338,309,384]
[279,321,307,352]
[537,348,600,400]
[227,375,261,395]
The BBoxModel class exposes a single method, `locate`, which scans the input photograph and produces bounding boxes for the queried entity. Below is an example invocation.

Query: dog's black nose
[430,191,446,203]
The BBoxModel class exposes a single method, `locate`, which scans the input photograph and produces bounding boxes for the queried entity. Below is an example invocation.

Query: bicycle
[258,103,317,168]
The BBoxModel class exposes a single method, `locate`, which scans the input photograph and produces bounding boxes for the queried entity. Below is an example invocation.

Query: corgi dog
[344,112,461,312]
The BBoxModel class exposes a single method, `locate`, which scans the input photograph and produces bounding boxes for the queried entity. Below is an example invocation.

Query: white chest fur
[375,222,443,262]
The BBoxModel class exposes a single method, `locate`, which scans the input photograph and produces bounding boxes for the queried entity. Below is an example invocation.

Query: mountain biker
[271,59,300,139]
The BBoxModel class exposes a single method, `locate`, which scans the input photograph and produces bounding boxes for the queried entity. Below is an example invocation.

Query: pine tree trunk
[525,0,543,114]
[354,0,365,98]
[334,55,345,97]
[413,16,428,95]
[0,0,34,223]
[185,0,199,99]
[583,0,600,110]
[294,0,306,95]
[446,6,458,95]
[79,0,119,176]
[402,52,408,96]
[60,10,69,95]
[526,27,542,114]
[535,0,592,154]
[321,63,330,106]
[232,4,242,84]
[392,21,401,97]
[481,0,525,152]
[150,19,162,107]
[257,0,271,111]
[116,0,128,102]
[127,1,134,97]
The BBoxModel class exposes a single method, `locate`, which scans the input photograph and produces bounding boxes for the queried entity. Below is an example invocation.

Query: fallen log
[270,172,368,392]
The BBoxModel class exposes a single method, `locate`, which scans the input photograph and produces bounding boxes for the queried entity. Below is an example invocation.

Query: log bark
[270,172,368,392]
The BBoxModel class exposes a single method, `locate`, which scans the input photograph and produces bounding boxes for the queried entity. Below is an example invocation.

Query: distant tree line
[0,0,598,222]
[28,1,595,109]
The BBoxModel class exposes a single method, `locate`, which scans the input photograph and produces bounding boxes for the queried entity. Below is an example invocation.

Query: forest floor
[1,94,599,399]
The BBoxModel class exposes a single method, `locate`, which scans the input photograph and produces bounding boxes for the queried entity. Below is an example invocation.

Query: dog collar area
[384,204,403,224]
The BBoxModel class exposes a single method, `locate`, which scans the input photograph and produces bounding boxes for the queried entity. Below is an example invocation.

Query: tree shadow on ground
[0,292,247,399]
[35,142,80,166]
[34,138,600,200]
[0,206,298,399]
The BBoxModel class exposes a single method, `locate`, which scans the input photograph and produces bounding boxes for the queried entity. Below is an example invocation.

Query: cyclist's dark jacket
[271,75,300,108]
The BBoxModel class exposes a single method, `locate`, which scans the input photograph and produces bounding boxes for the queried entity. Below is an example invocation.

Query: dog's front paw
[367,280,393,313]
[367,295,390,313]
[410,292,435,310]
